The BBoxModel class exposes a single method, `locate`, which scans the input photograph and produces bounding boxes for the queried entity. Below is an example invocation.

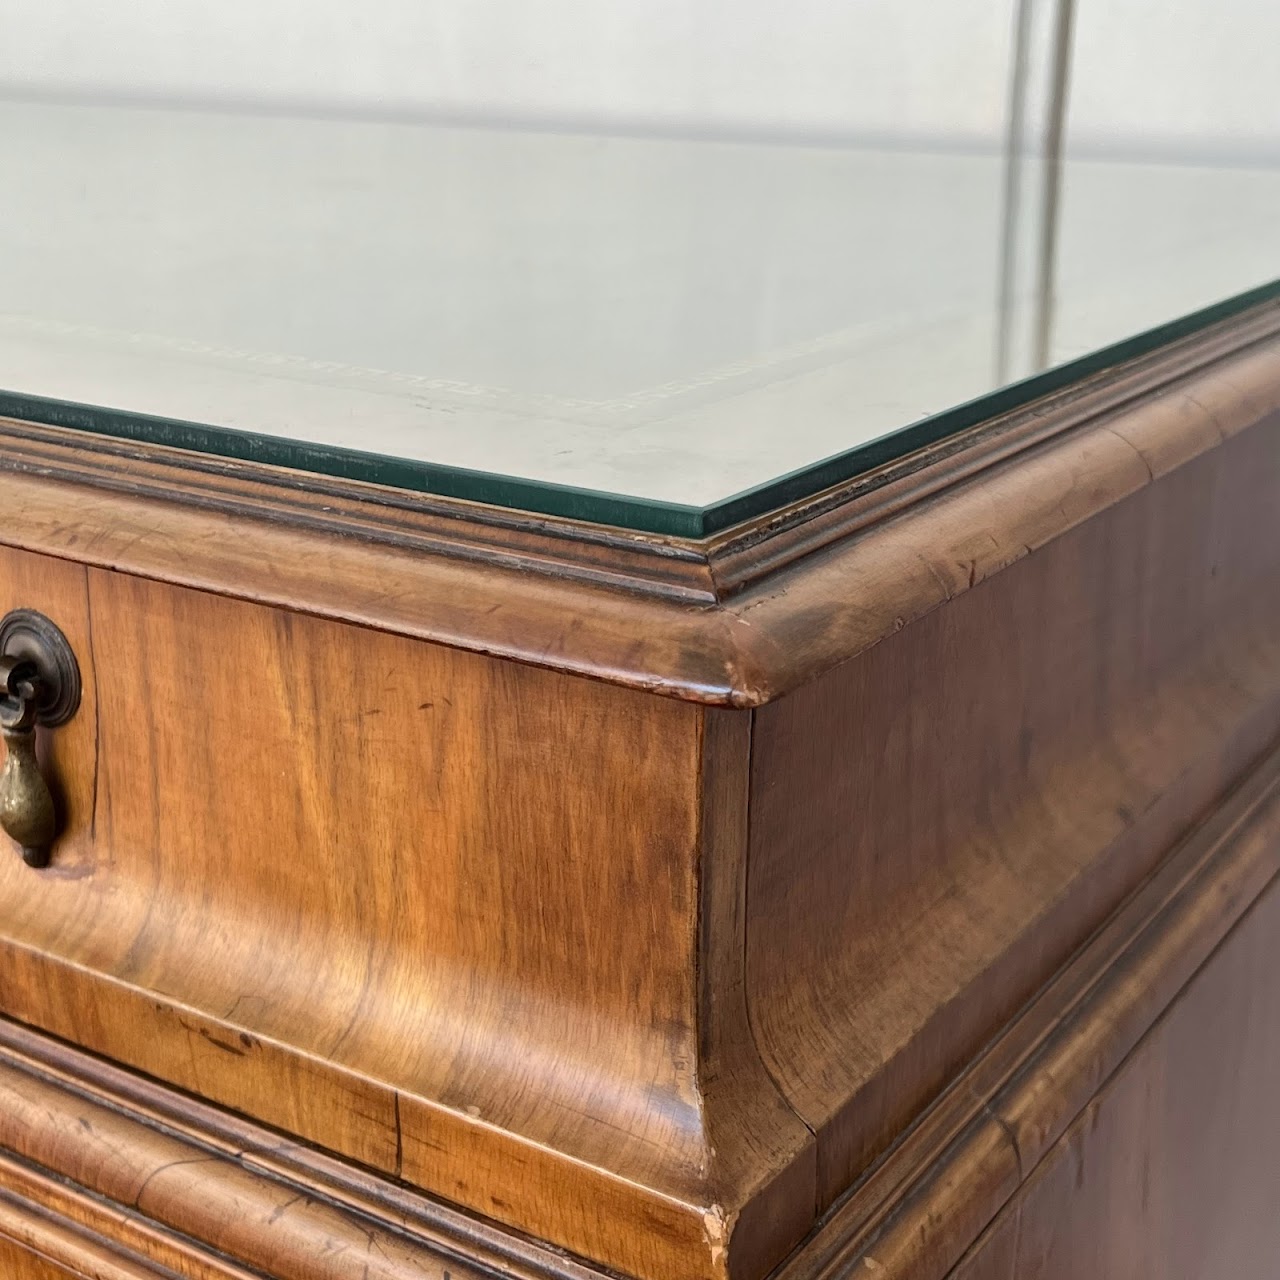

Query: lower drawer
[950,870,1280,1279]
[0,1224,160,1280]
[0,540,737,1279]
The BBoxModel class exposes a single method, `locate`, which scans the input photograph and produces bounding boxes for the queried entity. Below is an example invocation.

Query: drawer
[0,541,740,1280]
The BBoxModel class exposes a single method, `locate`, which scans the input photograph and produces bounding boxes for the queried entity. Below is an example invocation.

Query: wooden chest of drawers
[0,305,1278,1280]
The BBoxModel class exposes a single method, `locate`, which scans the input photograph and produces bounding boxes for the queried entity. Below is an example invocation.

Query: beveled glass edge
[1,275,1277,539]
[0,387,705,533]
[702,276,1280,535]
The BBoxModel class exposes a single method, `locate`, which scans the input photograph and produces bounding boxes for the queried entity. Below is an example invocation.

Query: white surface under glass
[0,99,1277,529]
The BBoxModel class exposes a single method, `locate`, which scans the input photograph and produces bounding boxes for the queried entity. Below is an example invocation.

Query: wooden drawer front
[0,1238,90,1280]
[0,543,724,1277]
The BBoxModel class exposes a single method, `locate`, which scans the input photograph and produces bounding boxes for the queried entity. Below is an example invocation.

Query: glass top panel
[1,98,1277,535]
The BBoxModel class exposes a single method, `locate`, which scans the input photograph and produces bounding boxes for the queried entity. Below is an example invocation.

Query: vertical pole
[1033,0,1077,370]
[996,0,1035,384]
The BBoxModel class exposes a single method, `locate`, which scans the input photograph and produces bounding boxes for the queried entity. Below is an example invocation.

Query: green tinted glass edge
[2,276,1277,539]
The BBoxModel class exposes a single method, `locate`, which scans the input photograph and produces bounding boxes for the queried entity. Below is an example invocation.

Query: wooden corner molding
[1,298,1278,707]
[0,1015,610,1280]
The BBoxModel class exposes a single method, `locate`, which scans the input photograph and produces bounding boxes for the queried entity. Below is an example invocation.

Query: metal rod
[1033,0,1077,371]
[996,0,1036,384]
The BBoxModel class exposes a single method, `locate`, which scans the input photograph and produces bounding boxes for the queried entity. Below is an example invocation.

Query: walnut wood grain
[774,738,1280,1280]
[0,1237,88,1280]
[0,548,813,1280]
[746,412,1280,1204]
[948,873,1280,1280]
[0,1017,595,1280]
[1,739,1276,1280]
[0,1014,610,1280]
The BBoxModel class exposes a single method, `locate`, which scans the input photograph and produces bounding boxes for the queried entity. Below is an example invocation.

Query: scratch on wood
[394,1090,403,1180]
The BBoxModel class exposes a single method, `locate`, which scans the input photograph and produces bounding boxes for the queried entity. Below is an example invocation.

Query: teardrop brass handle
[0,610,81,868]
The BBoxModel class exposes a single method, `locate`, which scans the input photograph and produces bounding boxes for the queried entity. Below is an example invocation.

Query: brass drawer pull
[0,610,82,867]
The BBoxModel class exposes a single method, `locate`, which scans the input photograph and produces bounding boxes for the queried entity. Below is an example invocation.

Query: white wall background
[1,0,1277,157]
[0,0,1015,144]
[1071,0,1280,159]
